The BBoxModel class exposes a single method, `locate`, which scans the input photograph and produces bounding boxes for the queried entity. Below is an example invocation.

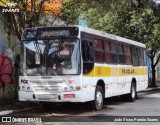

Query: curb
[145,86,160,91]
[0,108,32,116]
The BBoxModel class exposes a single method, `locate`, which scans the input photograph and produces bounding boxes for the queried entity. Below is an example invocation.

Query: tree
[0,0,103,41]
[0,0,119,41]
[84,0,160,86]
[61,0,110,24]
[0,0,62,41]
[2,0,160,87]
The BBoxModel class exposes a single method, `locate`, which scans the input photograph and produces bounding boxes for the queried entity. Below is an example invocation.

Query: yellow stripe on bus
[95,67,111,76]
[83,66,148,77]
[111,67,119,76]
[119,68,148,76]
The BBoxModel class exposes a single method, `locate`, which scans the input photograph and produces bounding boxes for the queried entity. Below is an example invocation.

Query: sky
[154,0,160,3]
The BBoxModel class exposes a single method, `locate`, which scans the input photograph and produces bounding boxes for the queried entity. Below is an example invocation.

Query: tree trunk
[150,50,157,87]
[151,66,156,87]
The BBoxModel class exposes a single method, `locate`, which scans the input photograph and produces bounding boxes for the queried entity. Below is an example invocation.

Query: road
[1,89,160,125]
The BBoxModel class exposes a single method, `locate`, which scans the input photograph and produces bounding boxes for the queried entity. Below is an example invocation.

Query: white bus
[19,26,148,110]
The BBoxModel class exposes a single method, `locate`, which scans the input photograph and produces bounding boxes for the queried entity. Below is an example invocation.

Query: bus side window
[82,40,94,62]
[110,42,118,64]
[124,45,132,65]
[82,41,87,61]
[140,48,145,66]
[82,40,94,74]
[88,42,94,61]
[144,49,147,66]
[137,48,140,66]
[131,47,136,66]
[105,41,111,63]
[118,44,125,64]
[94,39,105,62]
[131,46,139,66]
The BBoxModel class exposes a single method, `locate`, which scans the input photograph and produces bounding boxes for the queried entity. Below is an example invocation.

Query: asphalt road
[1,89,160,125]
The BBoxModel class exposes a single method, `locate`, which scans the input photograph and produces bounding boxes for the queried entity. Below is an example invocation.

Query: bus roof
[77,26,146,48]
[23,25,146,48]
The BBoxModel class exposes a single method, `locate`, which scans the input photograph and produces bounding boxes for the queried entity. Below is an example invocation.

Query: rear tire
[128,83,136,102]
[90,85,104,110]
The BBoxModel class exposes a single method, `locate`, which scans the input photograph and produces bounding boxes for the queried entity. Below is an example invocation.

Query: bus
[18,26,148,110]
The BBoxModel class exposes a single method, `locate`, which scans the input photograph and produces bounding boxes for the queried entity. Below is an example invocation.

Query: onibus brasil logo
[0,1,19,12]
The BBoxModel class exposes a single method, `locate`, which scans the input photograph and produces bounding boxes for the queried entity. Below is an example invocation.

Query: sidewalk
[0,100,39,116]
[146,81,160,91]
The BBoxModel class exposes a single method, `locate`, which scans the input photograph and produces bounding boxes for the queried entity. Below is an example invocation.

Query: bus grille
[30,80,64,93]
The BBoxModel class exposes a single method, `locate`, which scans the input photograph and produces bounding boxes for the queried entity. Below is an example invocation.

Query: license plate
[36,94,57,99]
[64,94,75,98]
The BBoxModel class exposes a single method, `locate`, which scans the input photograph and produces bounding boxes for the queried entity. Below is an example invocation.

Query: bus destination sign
[22,27,79,40]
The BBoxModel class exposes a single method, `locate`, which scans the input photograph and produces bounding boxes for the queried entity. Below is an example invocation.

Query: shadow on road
[2,88,160,116]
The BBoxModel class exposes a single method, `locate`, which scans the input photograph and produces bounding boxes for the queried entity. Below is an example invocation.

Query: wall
[0,15,20,100]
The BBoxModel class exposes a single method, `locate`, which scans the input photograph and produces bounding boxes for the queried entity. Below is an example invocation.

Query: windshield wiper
[33,40,42,62]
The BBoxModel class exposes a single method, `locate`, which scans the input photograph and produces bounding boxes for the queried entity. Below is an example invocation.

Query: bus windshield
[22,39,80,75]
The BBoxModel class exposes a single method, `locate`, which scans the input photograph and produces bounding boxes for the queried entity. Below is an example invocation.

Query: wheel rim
[131,85,136,99]
[95,90,103,109]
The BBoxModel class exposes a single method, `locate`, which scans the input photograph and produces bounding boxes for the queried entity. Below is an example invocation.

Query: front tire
[91,85,104,110]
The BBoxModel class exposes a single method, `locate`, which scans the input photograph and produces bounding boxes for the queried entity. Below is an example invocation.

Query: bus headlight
[64,87,68,91]
[70,86,73,90]
[22,86,25,90]
[27,87,30,91]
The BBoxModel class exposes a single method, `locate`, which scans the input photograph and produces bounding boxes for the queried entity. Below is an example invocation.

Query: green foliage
[1,0,160,85]
[84,0,160,50]
[0,0,51,41]
[82,0,160,85]
[61,0,110,24]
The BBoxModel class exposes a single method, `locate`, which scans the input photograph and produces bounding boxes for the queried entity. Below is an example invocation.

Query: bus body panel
[19,25,148,104]
[19,75,86,102]
[83,64,148,100]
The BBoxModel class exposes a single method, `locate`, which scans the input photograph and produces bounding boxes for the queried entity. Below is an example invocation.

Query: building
[0,15,19,99]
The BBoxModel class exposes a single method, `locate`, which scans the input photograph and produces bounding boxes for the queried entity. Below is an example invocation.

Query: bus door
[81,40,94,100]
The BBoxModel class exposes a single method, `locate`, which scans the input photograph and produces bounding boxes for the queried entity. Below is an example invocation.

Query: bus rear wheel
[91,85,104,111]
[128,83,136,102]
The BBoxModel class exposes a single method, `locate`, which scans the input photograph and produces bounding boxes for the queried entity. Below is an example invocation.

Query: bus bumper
[18,90,84,102]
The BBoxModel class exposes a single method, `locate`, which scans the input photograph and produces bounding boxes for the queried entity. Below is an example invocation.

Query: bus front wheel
[91,85,104,111]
